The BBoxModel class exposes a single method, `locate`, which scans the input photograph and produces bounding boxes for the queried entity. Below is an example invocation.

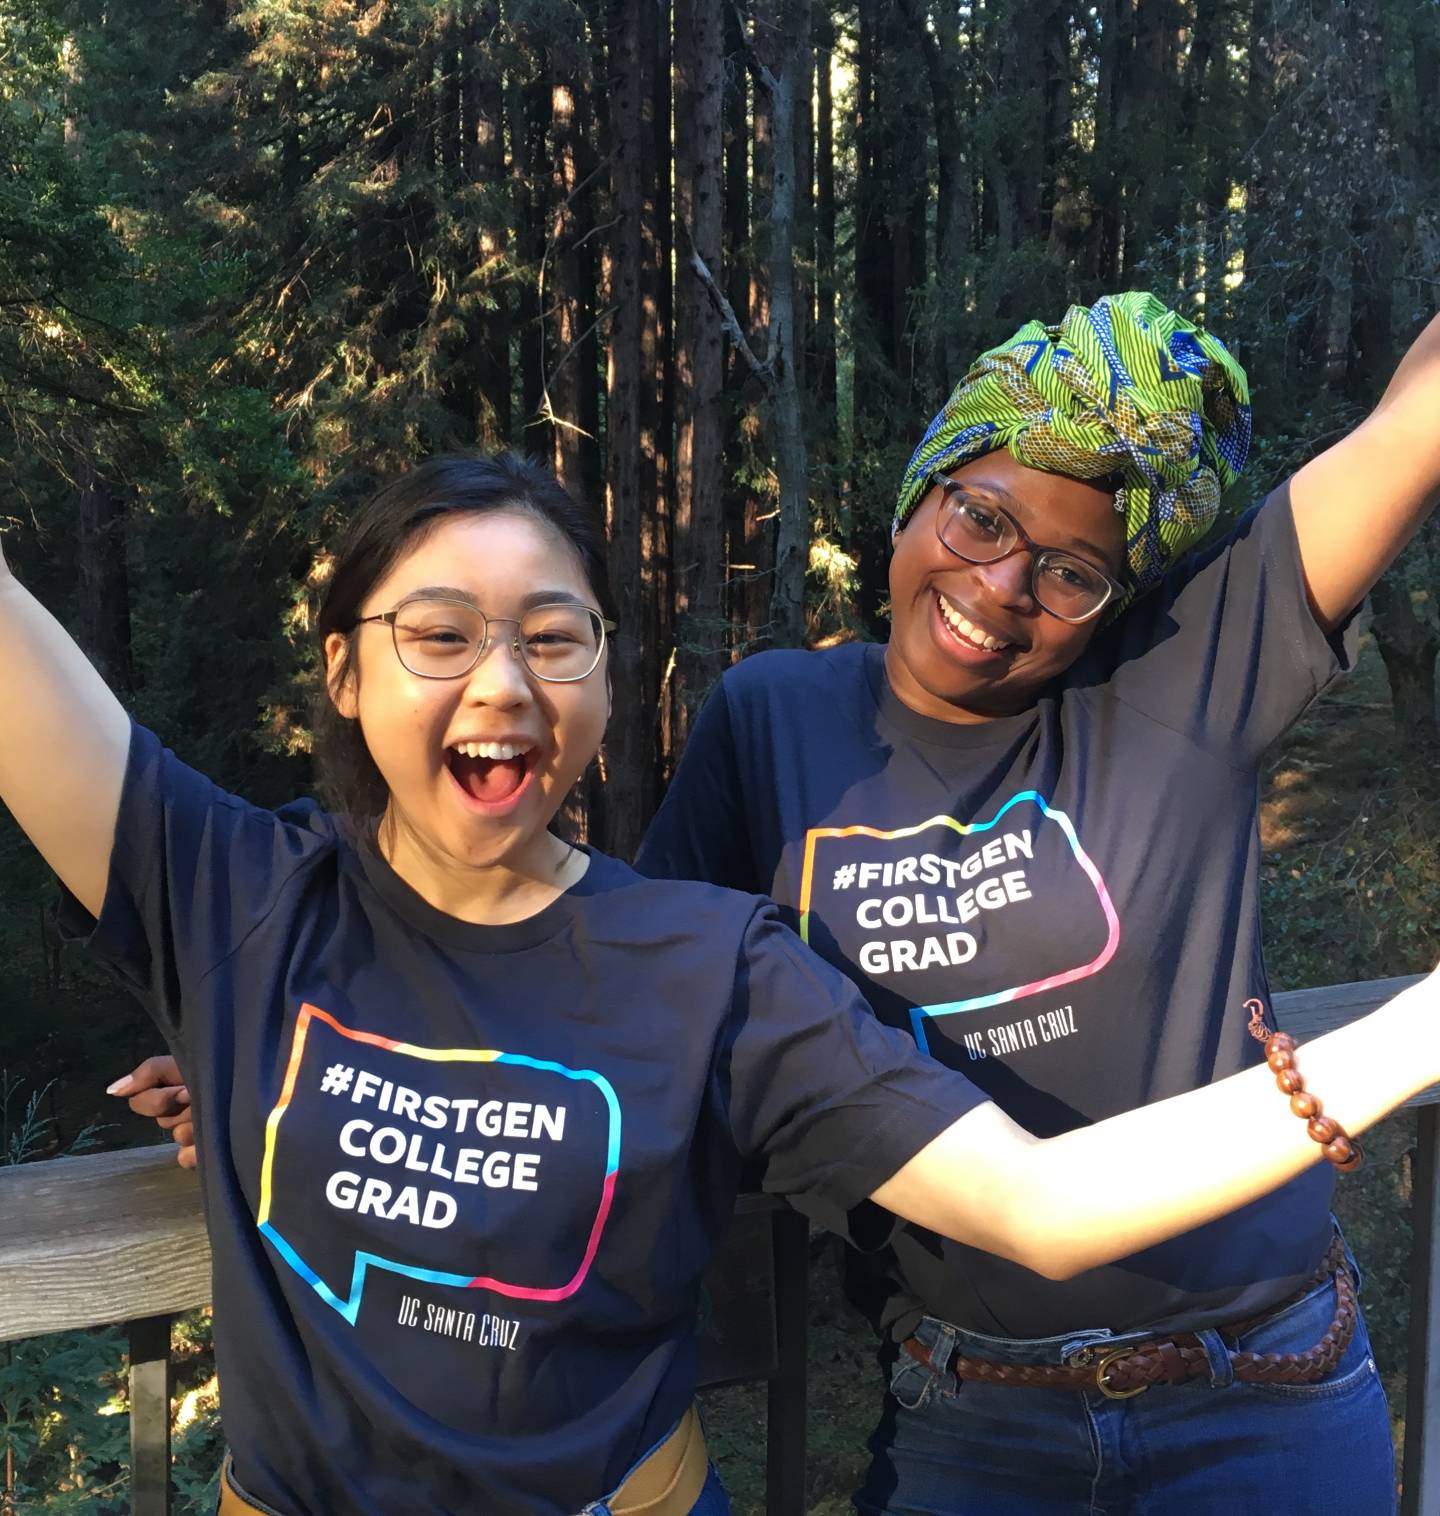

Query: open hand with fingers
[108,1055,195,1169]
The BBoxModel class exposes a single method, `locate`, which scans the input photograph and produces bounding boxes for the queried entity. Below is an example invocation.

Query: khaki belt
[902,1237,1354,1399]
[218,1404,707,1516]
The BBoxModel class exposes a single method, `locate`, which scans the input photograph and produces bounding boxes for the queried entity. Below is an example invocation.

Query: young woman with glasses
[630,292,1440,1514]
[42,438,1434,1516]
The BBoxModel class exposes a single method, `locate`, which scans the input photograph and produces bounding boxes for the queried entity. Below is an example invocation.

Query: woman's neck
[376,811,588,925]
[883,642,1026,725]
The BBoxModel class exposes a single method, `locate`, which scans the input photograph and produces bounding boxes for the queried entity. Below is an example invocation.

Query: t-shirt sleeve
[713,904,988,1238]
[1091,484,1359,768]
[56,722,333,1047]
[636,678,761,891]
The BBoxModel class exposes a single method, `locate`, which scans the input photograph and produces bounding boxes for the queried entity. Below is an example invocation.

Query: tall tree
[672,0,728,734]
[468,1,514,451]
[74,455,133,695]
[545,36,591,491]
[604,0,666,855]
[812,7,837,421]
[749,0,812,648]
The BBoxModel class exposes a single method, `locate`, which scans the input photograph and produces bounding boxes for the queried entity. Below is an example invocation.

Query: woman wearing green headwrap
[634,290,1440,1512]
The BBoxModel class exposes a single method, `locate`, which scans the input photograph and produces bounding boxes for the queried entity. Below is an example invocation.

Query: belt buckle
[1094,1346,1149,1400]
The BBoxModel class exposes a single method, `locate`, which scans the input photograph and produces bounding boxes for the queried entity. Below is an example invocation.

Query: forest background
[1,0,1439,1510]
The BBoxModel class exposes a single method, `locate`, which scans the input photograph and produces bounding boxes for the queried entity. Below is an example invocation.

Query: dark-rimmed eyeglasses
[931,474,1124,624]
[353,598,616,683]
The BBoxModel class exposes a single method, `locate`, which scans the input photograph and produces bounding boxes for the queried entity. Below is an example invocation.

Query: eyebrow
[397,586,588,611]
[945,479,1117,567]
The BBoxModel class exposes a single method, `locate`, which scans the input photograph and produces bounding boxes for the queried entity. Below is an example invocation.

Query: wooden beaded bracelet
[1244,998,1363,1173]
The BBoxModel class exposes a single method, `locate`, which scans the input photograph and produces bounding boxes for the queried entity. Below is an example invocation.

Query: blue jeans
[853,1249,1394,1515]
[688,1463,731,1514]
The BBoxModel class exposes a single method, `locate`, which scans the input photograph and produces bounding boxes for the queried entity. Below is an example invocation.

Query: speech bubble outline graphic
[256,1003,621,1324]
[798,791,1120,1054]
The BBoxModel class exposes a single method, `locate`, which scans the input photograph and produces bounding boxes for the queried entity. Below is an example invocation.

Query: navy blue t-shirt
[639,488,1358,1341]
[62,726,983,1515]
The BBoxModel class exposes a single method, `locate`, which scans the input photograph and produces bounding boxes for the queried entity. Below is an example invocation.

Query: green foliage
[0,1313,226,1516]
[0,1329,130,1513]
[0,1070,109,1165]
[1262,796,1440,989]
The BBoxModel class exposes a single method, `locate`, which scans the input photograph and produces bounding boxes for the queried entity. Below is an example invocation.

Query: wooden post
[128,1313,173,1516]
[1403,1104,1440,1516]
[766,1206,808,1516]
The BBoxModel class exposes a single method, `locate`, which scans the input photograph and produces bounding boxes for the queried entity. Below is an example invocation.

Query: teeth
[452,741,531,761]
[938,594,1011,653]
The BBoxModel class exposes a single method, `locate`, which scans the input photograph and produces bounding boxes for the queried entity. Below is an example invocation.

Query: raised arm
[1290,312,1440,630]
[873,970,1440,1280]
[0,537,130,915]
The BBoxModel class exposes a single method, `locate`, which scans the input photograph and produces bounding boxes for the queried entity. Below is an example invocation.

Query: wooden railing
[0,1140,809,1516]
[1,974,1437,1515]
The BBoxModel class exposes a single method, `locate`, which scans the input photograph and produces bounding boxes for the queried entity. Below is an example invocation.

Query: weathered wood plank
[0,1145,210,1342]
[1272,973,1425,1037]
[1,973,1433,1348]
[0,1146,794,1350]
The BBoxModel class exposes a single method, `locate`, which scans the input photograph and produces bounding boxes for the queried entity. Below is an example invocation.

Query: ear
[324,632,360,719]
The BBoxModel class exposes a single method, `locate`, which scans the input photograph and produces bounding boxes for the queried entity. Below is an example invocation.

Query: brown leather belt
[902,1238,1354,1399]
[218,1404,707,1515]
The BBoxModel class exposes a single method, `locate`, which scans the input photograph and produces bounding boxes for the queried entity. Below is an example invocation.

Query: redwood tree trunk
[756,0,811,649]
[516,75,550,452]
[672,0,727,738]
[722,2,760,650]
[1370,567,1439,753]
[644,0,676,779]
[603,0,660,858]
[850,0,892,629]
[548,56,587,491]
[740,27,775,651]
[76,457,133,694]
[813,7,837,421]
[470,1,512,450]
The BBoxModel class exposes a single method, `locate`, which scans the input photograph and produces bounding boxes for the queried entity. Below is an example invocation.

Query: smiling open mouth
[935,591,1015,654]
[446,741,535,806]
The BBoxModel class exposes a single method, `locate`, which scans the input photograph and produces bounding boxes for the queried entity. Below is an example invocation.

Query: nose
[972,548,1036,610]
[462,628,534,708]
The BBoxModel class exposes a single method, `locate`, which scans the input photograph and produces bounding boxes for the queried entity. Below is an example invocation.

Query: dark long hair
[313,452,616,818]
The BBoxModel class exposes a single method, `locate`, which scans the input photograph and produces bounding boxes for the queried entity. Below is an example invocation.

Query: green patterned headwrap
[895,292,1252,605]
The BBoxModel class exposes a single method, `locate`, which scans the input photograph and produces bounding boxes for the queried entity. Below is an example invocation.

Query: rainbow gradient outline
[798,791,1119,1053]
[257,1003,621,1325]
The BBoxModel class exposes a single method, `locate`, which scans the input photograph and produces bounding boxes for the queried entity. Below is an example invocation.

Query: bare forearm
[1008,977,1439,1277]
[873,973,1440,1279]
[1292,312,1440,629]
[0,554,129,914]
